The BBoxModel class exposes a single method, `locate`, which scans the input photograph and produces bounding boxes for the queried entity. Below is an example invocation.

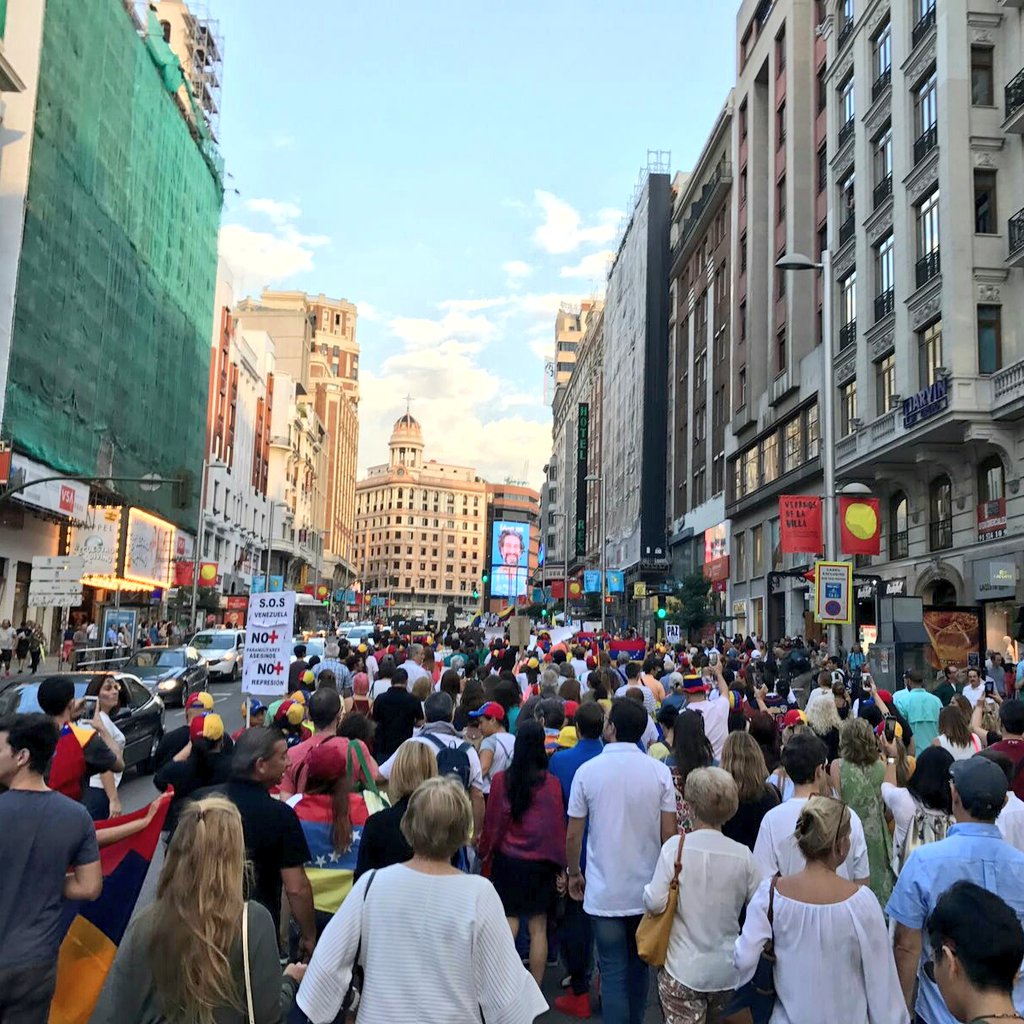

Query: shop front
[972,555,1020,661]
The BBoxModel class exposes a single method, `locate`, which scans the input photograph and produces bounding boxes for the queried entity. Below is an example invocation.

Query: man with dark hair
[754,731,870,883]
[565,698,675,1022]
[193,727,316,959]
[894,668,942,750]
[537,697,566,756]
[925,881,1024,1024]
[549,701,605,1016]
[614,662,656,716]
[38,675,123,805]
[0,714,101,1021]
[371,665,423,763]
[288,643,308,689]
[888,755,1024,1023]
[989,699,1024,801]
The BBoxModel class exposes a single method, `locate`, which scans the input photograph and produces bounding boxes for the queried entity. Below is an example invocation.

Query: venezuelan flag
[290,793,370,913]
[49,797,171,1024]
[497,604,517,622]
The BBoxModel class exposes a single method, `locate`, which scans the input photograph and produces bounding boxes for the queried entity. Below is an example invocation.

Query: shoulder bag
[751,875,780,1002]
[635,831,685,967]
[340,869,377,1018]
[242,901,255,1024]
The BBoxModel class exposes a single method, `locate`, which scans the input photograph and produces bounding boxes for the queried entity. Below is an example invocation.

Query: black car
[0,672,165,774]
[124,646,208,707]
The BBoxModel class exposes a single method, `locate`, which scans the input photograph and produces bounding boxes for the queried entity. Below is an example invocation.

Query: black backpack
[424,733,472,790]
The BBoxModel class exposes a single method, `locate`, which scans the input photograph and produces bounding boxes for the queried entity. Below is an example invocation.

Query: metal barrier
[60,645,134,672]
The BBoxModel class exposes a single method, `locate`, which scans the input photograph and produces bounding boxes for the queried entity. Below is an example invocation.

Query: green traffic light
[472,589,479,600]
[481,572,489,583]
[656,607,667,620]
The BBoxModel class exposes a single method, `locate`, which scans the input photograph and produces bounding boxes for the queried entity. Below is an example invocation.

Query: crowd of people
[3,623,1024,1023]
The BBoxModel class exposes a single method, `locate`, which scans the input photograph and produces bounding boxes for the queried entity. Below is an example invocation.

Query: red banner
[839,496,881,555]
[173,560,194,586]
[779,495,823,554]
[978,498,1007,541]
[225,595,248,627]
[550,580,565,599]
[703,555,730,583]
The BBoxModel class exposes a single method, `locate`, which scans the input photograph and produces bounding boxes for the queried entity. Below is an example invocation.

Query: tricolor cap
[289,690,308,705]
[527,657,540,669]
[184,691,214,711]
[301,670,315,687]
[189,712,224,743]
[681,675,706,694]
[875,718,904,740]
[782,709,807,728]
[467,701,506,722]
[272,698,305,727]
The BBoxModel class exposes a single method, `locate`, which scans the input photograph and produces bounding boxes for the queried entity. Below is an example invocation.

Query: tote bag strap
[242,901,255,1024]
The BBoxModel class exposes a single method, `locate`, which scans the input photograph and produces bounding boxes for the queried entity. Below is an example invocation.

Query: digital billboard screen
[490,520,531,598]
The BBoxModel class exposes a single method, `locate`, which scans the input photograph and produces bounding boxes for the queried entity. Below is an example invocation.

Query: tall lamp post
[585,472,607,634]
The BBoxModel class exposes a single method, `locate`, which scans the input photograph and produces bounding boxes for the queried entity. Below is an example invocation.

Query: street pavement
[109,674,661,1023]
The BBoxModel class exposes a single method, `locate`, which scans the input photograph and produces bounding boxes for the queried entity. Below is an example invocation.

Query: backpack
[894,803,952,875]
[424,733,472,790]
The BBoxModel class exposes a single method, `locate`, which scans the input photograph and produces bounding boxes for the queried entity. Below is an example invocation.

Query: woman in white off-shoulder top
[733,795,908,1024]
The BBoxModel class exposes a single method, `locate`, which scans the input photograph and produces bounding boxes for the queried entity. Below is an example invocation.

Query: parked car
[124,645,208,707]
[189,628,245,681]
[343,625,374,645]
[0,672,165,774]
[290,637,325,663]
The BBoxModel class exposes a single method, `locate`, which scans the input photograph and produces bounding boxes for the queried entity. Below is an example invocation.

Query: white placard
[242,591,296,697]
[665,624,682,644]
[32,555,85,574]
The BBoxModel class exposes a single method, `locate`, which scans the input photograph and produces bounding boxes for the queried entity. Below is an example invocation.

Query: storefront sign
[703,556,730,583]
[575,403,589,558]
[10,454,89,520]
[779,495,823,554]
[732,600,746,616]
[977,499,1007,541]
[902,377,949,428]
[883,578,906,597]
[224,595,249,628]
[973,558,1017,601]
[68,507,123,578]
[704,523,728,562]
[124,508,175,588]
[242,591,296,698]
[813,560,853,625]
[856,584,874,601]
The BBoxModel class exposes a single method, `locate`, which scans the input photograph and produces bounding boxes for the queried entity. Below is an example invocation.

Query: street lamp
[189,457,227,631]
[585,472,606,634]
[776,249,841,654]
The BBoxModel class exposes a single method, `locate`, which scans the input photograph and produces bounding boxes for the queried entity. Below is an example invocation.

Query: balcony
[1005,67,1024,133]
[874,288,895,322]
[838,118,855,149]
[1009,208,1024,265]
[872,68,891,102]
[873,173,892,210]
[839,320,858,351]
[992,358,1024,420]
[916,249,941,288]
[913,124,938,165]
[889,530,909,560]
[912,4,936,48]
[929,517,953,552]
[838,18,854,49]
[839,214,856,246]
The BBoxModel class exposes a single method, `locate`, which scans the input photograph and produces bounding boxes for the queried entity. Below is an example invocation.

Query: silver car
[189,629,245,681]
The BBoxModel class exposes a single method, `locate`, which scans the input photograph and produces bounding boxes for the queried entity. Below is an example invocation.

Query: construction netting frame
[5,0,223,530]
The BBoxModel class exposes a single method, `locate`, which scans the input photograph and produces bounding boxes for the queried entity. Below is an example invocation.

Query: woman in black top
[719,731,779,851]
[354,739,437,879]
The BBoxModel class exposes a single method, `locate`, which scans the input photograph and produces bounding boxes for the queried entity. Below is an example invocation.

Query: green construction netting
[4,0,223,530]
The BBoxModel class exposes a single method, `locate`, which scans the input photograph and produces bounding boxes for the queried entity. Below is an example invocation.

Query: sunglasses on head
[923,943,954,983]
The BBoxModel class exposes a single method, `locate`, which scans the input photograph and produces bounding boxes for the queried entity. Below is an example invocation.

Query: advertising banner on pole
[813,561,853,625]
[242,591,295,698]
[606,570,625,593]
[583,570,602,593]
[779,495,823,554]
[839,497,881,555]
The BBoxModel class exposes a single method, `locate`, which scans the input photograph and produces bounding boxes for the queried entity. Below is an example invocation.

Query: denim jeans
[591,913,649,1024]
[561,896,593,995]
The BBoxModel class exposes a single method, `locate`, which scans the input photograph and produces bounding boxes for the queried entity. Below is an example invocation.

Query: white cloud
[389,309,497,350]
[218,199,331,296]
[271,134,296,149]
[503,260,533,280]
[532,190,622,254]
[356,301,382,322]
[560,250,613,280]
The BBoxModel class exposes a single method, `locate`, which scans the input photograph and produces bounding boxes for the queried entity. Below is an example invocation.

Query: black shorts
[0,650,10,666]
[489,851,559,918]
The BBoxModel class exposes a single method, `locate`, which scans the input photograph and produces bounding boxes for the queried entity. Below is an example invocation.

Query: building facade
[668,98,734,601]
[354,414,487,621]
[819,0,1024,653]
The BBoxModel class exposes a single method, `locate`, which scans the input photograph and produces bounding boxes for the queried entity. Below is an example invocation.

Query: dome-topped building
[389,411,424,469]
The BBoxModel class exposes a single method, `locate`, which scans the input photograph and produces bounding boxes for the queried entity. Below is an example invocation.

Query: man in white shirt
[961,667,993,708]
[569,647,588,683]
[614,663,656,716]
[680,666,731,761]
[401,643,431,689]
[566,698,676,1024]
[754,732,870,883]
[363,643,379,682]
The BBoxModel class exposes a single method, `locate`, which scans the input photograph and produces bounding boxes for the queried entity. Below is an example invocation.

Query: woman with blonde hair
[933,704,981,760]
[298,777,547,1023]
[804,692,842,764]
[829,717,895,906]
[354,739,437,879]
[733,796,908,1024]
[720,731,780,850]
[92,797,304,1023]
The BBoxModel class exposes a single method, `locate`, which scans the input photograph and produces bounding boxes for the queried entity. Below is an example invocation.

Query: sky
[212,1,738,489]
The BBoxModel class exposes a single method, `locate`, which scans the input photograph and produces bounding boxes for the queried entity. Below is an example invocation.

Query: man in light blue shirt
[893,669,943,751]
[887,756,1024,1024]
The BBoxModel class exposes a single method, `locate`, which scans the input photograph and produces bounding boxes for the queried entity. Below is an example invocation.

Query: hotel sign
[902,378,949,428]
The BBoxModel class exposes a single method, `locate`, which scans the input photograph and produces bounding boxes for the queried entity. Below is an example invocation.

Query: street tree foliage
[668,572,713,639]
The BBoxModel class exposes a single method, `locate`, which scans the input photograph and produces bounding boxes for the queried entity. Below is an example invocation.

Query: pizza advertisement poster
[923,609,980,670]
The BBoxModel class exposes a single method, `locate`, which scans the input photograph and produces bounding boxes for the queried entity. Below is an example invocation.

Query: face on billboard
[491,521,530,597]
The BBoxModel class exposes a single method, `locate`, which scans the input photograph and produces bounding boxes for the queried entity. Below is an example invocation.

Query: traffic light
[481,571,489,584]
[604,595,613,605]
[656,598,667,620]
[472,588,479,600]
[541,608,548,619]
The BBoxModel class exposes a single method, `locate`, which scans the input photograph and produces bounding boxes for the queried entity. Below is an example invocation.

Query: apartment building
[727,0,826,642]
[821,0,1024,652]
[353,414,488,621]
[668,98,734,605]
[485,482,541,613]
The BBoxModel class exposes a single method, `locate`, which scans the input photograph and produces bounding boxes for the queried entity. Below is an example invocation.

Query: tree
[668,572,713,640]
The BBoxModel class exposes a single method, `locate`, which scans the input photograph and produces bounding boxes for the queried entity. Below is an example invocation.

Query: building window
[777,175,786,223]
[738,367,748,407]
[742,446,758,496]
[777,101,786,147]
[971,46,994,106]
[776,326,787,373]
[739,98,748,139]
[913,69,938,161]
[734,532,747,581]
[840,380,858,436]
[839,270,857,348]
[712,453,724,495]
[839,75,855,135]
[928,474,953,551]
[839,169,856,242]
[762,433,780,484]
[806,404,820,460]
[776,27,786,71]
[979,455,1005,504]
[740,232,747,275]
[783,416,801,473]
[873,21,891,86]
[692,466,706,507]
[977,304,1002,374]
[751,524,764,577]
[916,188,940,285]
[739,301,747,343]
[817,144,828,194]
[873,123,893,207]
[817,61,828,113]
[974,170,997,234]
[876,353,896,415]
[875,233,894,320]
[889,492,909,558]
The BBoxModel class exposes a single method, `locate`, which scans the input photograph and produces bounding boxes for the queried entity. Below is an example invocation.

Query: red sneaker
[553,992,592,1018]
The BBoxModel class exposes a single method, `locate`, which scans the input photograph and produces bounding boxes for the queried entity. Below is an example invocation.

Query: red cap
[876,689,893,705]
[189,712,224,742]
[782,709,807,728]
[468,701,506,722]
[306,738,347,783]
[184,691,214,711]
[563,700,580,719]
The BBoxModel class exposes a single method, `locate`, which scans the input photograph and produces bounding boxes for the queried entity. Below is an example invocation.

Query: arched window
[889,491,909,559]
[928,475,952,550]
[931,579,957,607]
[978,455,1005,504]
